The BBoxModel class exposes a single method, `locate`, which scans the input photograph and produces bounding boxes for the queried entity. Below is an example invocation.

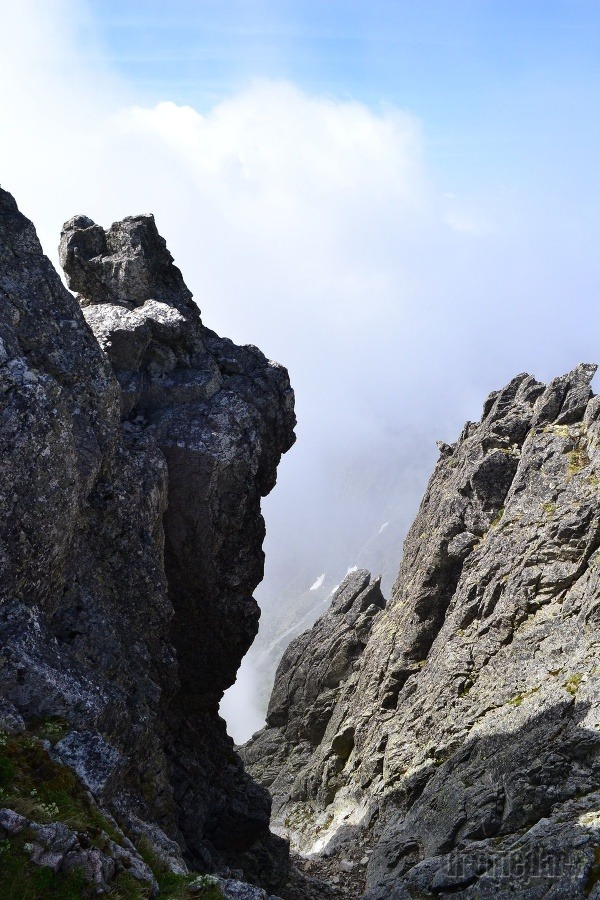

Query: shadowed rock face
[0,189,295,890]
[245,363,600,898]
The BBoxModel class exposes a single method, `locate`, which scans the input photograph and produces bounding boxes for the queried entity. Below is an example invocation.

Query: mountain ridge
[244,362,600,899]
[4,185,600,899]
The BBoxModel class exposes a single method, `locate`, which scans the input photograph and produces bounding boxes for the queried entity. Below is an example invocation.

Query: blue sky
[86,0,600,194]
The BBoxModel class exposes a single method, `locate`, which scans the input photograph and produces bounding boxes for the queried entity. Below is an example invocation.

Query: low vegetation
[0,729,225,899]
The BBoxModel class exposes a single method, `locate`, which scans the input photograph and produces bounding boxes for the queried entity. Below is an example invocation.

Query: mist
[2,1,600,743]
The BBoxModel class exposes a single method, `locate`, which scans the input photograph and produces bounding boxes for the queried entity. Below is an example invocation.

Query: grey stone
[242,571,385,830]
[58,209,295,886]
[247,361,600,897]
[0,188,295,893]
[0,698,25,734]
[215,877,284,899]
[0,808,27,834]
[61,846,116,887]
[53,730,124,798]
[447,530,478,559]
[59,212,194,311]
[122,812,188,875]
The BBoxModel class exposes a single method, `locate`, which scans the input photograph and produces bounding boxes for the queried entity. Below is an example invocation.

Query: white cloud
[219,652,264,745]
[109,82,435,340]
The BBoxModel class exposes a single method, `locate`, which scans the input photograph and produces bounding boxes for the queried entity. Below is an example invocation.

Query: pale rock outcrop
[241,571,386,834]
[246,363,600,899]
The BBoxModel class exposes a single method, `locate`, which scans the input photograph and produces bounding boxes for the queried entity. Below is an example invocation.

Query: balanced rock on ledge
[58,207,296,883]
[59,212,195,312]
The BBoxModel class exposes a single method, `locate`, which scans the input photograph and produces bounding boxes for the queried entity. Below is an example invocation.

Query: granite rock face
[0,188,295,891]
[241,570,386,829]
[245,364,600,898]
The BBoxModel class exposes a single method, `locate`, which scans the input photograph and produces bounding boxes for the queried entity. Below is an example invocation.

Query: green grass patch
[137,838,224,899]
[508,686,540,708]
[458,679,474,698]
[29,717,70,746]
[564,673,584,696]
[489,506,505,528]
[0,841,88,900]
[544,424,572,437]
[568,446,591,475]
[0,730,225,899]
[0,731,120,842]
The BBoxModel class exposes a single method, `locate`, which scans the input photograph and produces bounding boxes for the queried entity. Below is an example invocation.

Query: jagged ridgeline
[4,185,600,900]
[0,187,296,899]
[243,363,600,898]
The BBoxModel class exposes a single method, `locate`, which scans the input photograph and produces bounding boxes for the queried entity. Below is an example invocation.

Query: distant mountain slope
[246,511,407,716]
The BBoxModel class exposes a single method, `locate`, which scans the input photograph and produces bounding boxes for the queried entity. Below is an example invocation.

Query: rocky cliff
[0,187,295,897]
[244,363,600,899]
[6,182,600,900]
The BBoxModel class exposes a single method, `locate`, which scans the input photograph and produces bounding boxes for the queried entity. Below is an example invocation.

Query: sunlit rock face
[0,188,295,891]
[241,569,386,844]
[245,362,600,898]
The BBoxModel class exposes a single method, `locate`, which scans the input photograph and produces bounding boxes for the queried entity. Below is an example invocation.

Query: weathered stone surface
[0,188,295,892]
[242,571,386,846]
[60,208,295,887]
[59,213,194,312]
[247,362,600,898]
[265,570,385,745]
[0,808,27,835]
[213,875,284,899]
[0,699,25,735]
[0,806,157,892]
[53,731,124,798]
[0,192,174,848]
